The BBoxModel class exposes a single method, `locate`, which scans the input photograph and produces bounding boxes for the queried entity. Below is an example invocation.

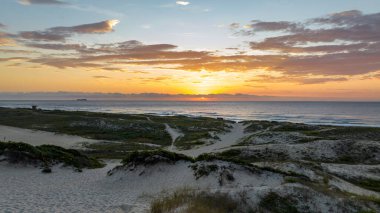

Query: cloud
[229,23,240,30]
[93,75,111,79]
[0,23,6,29]
[248,75,348,85]
[0,32,16,46]
[50,20,119,34]
[244,21,304,34]
[0,92,279,101]
[141,25,151,29]
[1,91,363,101]
[176,1,190,6]
[18,0,68,5]
[223,10,380,76]
[310,10,364,25]
[25,43,86,51]
[235,10,380,54]
[0,48,38,54]
[23,38,380,78]
[3,10,380,84]
[26,40,209,69]
[19,31,67,42]
[0,57,28,62]
[18,20,119,41]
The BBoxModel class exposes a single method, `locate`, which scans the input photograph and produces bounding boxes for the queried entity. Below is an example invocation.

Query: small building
[32,105,37,110]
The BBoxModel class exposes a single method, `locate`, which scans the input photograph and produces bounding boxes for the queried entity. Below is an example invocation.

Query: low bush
[190,163,219,179]
[259,192,299,213]
[0,141,104,169]
[122,150,194,166]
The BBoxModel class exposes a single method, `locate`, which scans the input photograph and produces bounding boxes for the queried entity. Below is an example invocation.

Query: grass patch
[259,192,299,213]
[355,179,380,192]
[342,178,380,192]
[195,150,257,167]
[284,176,304,183]
[0,107,237,153]
[0,107,171,146]
[242,120,279,132]
[357,210,377,213]
[149,115,232,150]
[84,142,157,159]
[274,122,320,132]
[356,194,380,206]
[150,188,248,213]
[195,151,250,166]
[303,126,380,141]
[122,149,194,165]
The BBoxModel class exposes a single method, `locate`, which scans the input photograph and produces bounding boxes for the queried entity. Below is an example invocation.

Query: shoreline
[1,106,380,128]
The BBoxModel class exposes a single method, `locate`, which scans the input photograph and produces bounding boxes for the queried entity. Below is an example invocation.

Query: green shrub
[0,141,103,169]
[122,150,194,165]
[190,164,219,179]
[196,153,218,161]
[259,192,299,213]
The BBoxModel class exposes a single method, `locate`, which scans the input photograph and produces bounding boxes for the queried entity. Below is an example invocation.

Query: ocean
[1,100,380,127]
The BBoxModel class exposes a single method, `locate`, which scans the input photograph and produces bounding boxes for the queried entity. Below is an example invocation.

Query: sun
[184,70,224,95]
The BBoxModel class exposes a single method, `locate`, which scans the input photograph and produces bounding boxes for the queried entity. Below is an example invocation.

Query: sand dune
[0,125,99,149]
[0,160,282,212]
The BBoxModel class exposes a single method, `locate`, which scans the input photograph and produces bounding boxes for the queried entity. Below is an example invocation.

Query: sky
[1,0,380,101]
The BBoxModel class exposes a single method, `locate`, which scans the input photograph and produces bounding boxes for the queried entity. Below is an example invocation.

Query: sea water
[1,100,379,127]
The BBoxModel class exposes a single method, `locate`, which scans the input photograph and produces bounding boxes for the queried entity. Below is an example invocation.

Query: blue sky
[2,0,380,50]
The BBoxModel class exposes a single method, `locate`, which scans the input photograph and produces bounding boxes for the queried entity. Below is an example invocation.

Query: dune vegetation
[0,141,103,170]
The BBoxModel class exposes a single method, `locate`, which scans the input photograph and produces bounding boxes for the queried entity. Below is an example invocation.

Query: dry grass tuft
[150,188,249,213]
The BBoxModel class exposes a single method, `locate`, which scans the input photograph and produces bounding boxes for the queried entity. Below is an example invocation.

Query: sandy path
[165,124,183,151]
[0,125,99,149]
[177,122,248,157]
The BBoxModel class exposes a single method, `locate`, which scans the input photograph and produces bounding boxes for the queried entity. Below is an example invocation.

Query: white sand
[2,159,370,213]
[165,124,184,151]
[0,160,283,212]
[0,125,99,149]
[177,122,248,157]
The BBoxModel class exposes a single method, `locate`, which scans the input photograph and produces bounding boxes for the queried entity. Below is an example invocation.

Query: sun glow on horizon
[181,70,238,95]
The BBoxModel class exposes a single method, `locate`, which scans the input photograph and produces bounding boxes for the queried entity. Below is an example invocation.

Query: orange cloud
[0,32,15,46]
